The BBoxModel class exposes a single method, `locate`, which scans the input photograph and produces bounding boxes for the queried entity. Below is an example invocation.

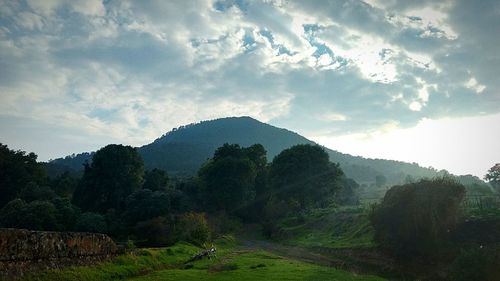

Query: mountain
[140,116,315,175]
[49,116,489,191]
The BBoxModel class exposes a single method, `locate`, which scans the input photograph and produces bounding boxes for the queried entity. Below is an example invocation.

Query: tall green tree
[143,168,169,191]
[124,189,171,225]
[484,163,500,192]
[73,144,144,212]
[269,144,343,209]
[0,143,46,207]
[199,143,265,212]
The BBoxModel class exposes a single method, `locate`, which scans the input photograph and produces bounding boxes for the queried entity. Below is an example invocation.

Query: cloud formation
[0,0,499,162]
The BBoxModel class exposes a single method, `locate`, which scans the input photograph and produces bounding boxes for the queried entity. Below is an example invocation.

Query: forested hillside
[49,117,488,190]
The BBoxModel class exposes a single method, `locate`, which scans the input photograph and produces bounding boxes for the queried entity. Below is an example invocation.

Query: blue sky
[0,0,499,177]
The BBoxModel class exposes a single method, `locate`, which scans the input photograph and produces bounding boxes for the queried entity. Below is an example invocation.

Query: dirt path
[240,239,353,270]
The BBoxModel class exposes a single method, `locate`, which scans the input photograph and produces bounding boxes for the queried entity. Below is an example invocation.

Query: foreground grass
[130,249,385,281]
[23,236,385,281]
[22,242,200,281]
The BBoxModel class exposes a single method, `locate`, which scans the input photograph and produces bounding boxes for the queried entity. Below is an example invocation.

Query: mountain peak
[152,116,310,149]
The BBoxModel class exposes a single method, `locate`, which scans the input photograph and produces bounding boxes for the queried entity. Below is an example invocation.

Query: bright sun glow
[311,113,500,178]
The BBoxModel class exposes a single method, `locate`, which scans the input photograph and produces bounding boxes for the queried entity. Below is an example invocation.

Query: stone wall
[0,228,118,279]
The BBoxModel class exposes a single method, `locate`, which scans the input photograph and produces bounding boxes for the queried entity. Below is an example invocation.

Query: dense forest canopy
[0,142,357,243]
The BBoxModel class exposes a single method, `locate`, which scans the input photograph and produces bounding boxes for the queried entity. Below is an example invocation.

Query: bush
[448,244,500,281]
[207,211,242,236]
[176,212,210,246]
[133,216,174,247]
[75,212,108,233]
[0,199,60,230]
[371,178,465,260]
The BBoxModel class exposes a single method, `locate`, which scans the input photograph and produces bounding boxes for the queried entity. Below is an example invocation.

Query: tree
[50,171,79,198]
[335,177,360,205]
[0,199,59,230]
[75,212,108,233]
[52,197,80,231]
[199,156,256,212]
[133,216,173,247]
[73,144,144,212]
[199,143,265,212]
[269,144,343,209]
[375,175,387,188]
[176,212,210,246]
[371,178,465,259]
[143,168,169,191]
[484,163,500,192]
[0,199,27,228]
[124,189,171,225]
[0,143,46,207]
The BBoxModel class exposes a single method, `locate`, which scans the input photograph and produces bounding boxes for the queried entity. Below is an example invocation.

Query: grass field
[277,206,376,249]
[22,236,386,281]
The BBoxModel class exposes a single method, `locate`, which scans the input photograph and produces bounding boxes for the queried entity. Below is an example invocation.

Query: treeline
[0,142,358,246]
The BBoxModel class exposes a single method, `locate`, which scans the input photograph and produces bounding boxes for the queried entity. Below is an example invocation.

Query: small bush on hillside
[176,212,210,246]
[371,178,465,260]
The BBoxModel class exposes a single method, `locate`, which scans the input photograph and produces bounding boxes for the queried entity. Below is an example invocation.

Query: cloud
[0,0,499,168]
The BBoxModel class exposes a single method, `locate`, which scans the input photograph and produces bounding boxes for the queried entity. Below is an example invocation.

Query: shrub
[176,212,210,246]
[0,199,59,230]
[133,216,174,247]
[371,178,465,260]
[448,244,500,281]
[75,212,108,233]
[207,211,242,236]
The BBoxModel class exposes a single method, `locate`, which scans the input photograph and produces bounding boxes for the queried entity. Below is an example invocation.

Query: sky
[0,0,499,178]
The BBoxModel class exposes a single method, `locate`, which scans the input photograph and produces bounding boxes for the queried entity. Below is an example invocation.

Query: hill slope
[140,116,314,174]
[49,116,487,189]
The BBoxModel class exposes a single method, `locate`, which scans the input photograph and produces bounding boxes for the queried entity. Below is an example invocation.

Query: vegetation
[371,178,465,259]
[2,137,499,280]
[22,241,386,281]
[198,144,265,212]
[484,163,500,192]
[269,144,344,209]
[50,117,464,188]
[272,206,375,249]
[0,143,46,207]
[73,144,144,212]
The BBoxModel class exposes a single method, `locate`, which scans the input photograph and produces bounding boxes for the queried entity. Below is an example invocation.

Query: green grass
[21,242,201,281]
[278,206,376,249]
[129,249,385,281]
[22,235,385,281]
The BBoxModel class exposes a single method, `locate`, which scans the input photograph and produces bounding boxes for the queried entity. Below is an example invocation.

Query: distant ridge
[49,116,488,189]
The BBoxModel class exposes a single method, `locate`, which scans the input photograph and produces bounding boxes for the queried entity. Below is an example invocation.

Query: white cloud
[465,77,486,94]
[317,112,348,122]
[0,0,499,177]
